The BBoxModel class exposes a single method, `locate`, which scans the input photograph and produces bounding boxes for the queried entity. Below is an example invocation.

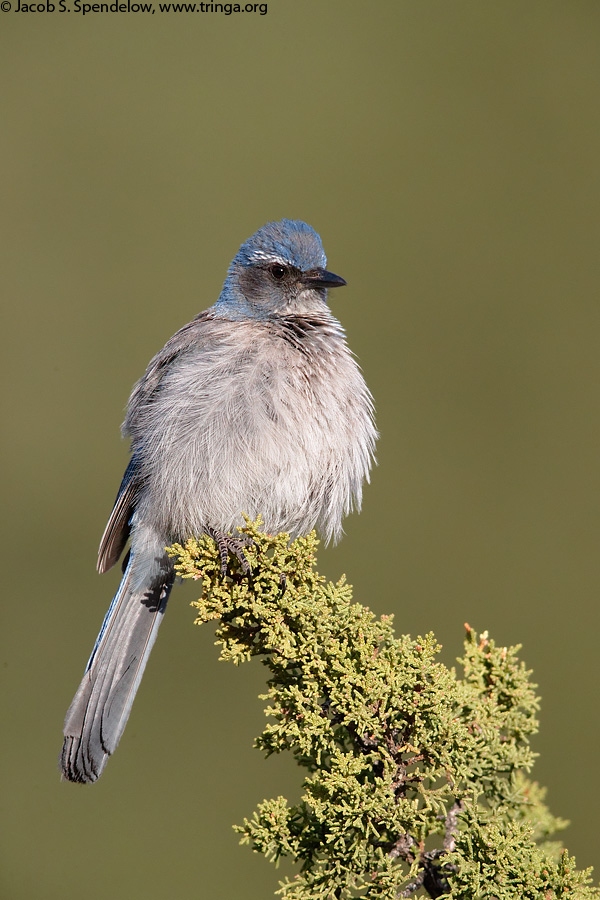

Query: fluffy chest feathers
[127,313,376,544]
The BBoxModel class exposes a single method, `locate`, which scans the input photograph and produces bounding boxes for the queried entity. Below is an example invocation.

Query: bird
[60,218,377,783]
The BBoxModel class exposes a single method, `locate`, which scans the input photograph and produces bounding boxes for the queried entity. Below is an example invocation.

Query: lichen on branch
[167,519,597,900]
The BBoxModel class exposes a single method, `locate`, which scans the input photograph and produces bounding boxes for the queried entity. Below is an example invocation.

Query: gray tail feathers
[60,557,174,783]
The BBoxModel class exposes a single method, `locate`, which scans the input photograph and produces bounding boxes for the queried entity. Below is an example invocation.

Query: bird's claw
[206,527,254,577]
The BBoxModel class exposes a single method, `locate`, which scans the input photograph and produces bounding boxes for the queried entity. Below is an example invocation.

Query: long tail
[60,555,174,783]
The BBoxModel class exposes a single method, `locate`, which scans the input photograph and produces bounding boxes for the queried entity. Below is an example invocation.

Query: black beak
[301,267,347,289]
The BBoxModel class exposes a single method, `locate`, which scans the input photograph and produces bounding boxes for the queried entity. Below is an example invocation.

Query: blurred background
[2,2,599,897]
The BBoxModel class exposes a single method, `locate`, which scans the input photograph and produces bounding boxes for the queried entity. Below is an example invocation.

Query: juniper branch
[167,519,598,900]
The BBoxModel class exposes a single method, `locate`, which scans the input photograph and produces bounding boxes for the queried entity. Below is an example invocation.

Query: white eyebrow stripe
[247,251,291,266]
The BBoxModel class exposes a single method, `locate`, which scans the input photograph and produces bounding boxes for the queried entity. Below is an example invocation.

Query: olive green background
[2,2,599,897]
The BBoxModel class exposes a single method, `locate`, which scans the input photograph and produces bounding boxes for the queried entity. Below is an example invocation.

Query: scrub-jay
[60,219,377,783]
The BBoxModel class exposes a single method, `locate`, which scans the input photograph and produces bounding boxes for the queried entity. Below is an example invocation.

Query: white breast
[133,317,376,545]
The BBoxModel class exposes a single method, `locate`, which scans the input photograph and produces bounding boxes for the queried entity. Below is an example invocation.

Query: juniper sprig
[167,519,597,900]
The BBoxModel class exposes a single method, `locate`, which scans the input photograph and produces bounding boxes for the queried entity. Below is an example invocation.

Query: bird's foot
[205,527,255,577]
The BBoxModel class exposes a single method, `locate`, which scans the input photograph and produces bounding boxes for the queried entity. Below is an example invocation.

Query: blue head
[215,219,346,319]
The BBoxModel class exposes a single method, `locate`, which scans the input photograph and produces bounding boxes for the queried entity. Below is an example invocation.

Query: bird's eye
[270,264,286,280]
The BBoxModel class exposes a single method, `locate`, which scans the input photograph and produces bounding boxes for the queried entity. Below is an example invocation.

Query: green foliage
[167,520,597,900]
